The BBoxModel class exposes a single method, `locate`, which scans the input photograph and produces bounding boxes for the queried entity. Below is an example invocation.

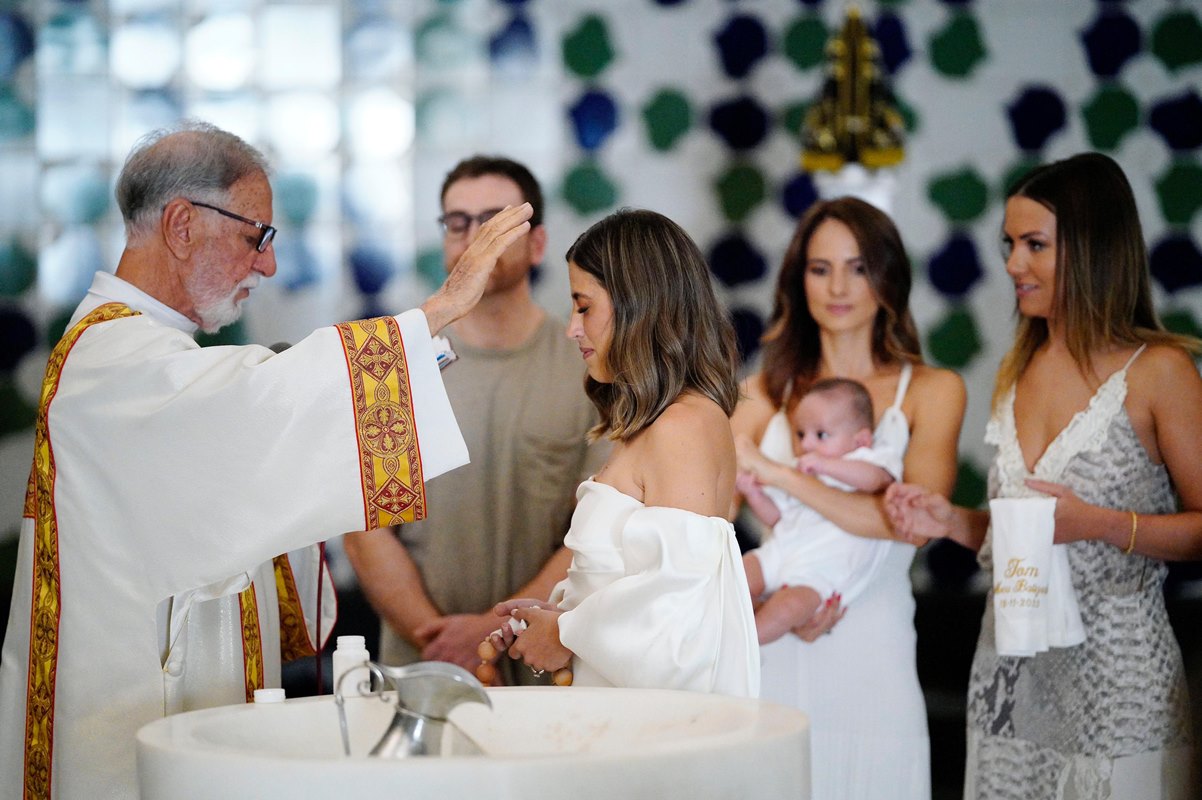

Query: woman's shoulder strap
[1121,343,1148,373]
[889,361,914,410]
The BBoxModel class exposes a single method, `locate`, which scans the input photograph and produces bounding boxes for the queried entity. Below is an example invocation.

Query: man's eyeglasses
[438,208,504,237]
[189,200,277,252]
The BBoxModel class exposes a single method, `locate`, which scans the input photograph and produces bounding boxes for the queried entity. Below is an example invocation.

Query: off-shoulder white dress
[551,480,761,697]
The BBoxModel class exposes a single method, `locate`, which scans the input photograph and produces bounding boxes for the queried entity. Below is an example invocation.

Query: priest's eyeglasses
[438,208,504,238]
[190,200,277,252]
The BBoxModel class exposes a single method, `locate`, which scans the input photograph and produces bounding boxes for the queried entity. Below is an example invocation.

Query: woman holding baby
[888,153,1202,798]
[733,196,966,799]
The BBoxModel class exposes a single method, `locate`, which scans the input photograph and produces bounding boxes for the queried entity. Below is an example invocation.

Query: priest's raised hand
[420,202,533,335]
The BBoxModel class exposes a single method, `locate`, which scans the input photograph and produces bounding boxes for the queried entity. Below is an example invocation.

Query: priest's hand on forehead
[420,203,533,335]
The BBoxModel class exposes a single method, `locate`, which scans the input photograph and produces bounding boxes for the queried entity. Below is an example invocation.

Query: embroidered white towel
[1046,543,1086,649]
[989,497,1056,657]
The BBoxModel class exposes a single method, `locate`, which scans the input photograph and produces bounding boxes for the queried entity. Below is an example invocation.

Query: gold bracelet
[1124,510,1138,556]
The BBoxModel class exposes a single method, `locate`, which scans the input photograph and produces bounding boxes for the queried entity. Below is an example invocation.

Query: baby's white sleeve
[843,443,903,482]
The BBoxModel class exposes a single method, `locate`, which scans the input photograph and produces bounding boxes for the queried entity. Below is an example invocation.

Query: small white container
[253,688,285,704]
[331,635,371,696]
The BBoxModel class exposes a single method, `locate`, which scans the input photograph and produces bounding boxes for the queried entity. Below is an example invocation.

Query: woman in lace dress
[887,152,1202,799]
[731,197,967,799]
[490,208,759,697]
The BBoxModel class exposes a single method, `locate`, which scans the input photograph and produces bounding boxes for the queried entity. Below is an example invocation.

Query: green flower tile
[562,160,618,216]
[44,310,72,349]
[929,11,987,78]
[0,86,35,142]
[275,172,319,227]
[779,100,807,138]
[1000,156,1043,198]
[926,305,982,368]
[416,13,469,70]
[927,167,989,224]
[0,375,37,435]
[1155,160,1202,226]
[782,15,827,73]
[1150,9,1202,73]
[1161,308,1202,341]
[195,319,248,347]
[562,14,615,79]
[895,91,920,134]
[416,247,446,289]
[951,459,988,509]
[0,238,36,297]
[642,89,692,152]
[1081,84,1140,151]
[714,163,767,223]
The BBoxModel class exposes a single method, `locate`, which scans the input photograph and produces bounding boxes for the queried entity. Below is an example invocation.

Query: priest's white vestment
[0,272,467,799]
[158,545,336,715]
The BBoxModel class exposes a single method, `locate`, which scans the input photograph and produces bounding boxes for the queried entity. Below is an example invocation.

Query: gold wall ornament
[801,6,906,173]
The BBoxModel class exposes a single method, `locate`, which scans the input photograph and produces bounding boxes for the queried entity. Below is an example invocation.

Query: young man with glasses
[0,124,531,798]
[344,156,606,686]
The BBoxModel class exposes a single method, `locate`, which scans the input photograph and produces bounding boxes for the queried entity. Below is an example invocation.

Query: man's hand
[421,203,533,335]
[413,613,503,673]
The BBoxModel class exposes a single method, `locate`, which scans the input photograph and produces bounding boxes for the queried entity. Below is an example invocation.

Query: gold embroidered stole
[22,303,139,800]
[19,311,419,794]
[237,554,321,703]
[274,554,318,662]
[237,585,264,702]
[334,317,427,527]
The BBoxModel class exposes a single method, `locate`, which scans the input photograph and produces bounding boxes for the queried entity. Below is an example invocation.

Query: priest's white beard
[190,272,260,334]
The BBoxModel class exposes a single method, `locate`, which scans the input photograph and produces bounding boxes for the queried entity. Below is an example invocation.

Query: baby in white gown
[740,378,901,644]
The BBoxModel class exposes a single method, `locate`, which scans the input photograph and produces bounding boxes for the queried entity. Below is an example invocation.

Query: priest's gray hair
[116,119,270,243]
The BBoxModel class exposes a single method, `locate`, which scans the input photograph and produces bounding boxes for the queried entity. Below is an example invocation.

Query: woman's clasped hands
[487,598,572,675]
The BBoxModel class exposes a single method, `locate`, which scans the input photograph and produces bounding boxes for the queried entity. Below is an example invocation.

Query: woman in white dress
[887,153,1201,799]
[732,197,966,799]
[492,208,760,697]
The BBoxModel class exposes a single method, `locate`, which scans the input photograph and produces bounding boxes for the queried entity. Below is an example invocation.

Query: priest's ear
[160,198,199,259]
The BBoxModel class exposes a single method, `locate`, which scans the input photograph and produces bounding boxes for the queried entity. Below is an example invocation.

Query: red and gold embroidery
[335,317,426,528]
[238,584,264,702]
[24,303,138,799]
[23,461,35,520]
[273,555,318,661]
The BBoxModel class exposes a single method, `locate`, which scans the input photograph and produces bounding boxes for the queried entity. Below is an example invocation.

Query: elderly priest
[0,120,532,800]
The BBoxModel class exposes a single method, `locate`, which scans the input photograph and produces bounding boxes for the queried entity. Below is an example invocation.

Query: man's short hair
[440,155,544,227]
[115,120,270,242]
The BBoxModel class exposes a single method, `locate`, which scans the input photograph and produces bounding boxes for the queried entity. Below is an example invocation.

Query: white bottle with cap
[331,635,371,696]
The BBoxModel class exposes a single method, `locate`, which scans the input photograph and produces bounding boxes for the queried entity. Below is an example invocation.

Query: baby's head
[788,378,875,459]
